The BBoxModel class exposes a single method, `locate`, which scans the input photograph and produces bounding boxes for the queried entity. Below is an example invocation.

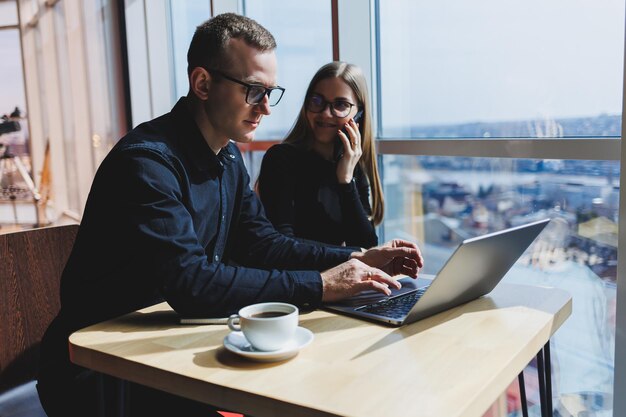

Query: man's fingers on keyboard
[371,270,400,289]
[401,264,417,277]
[365,280,391,296]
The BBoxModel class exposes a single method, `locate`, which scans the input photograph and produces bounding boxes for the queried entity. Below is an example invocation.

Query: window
[244,0,333,139]
[378,0,624,138]
[170,1,212,99]
[382,155,618,414]
[0,18,34,224]
[0,0,18,27]
[0,29,26,138]
[377,1,624,414]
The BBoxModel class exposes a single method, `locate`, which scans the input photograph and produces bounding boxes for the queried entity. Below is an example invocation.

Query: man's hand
[351,239,424,278]
[320,259,401,302]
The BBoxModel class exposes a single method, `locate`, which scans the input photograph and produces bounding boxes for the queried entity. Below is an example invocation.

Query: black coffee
[250,311,288,319]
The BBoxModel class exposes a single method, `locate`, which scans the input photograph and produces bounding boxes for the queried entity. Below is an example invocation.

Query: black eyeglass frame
[207,69,285,107]
[305,93,358,118]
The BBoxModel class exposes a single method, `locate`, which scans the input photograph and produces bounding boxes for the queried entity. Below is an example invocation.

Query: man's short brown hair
[187,13,276,75]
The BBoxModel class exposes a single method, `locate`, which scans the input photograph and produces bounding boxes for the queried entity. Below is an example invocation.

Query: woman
[257,61,383,248]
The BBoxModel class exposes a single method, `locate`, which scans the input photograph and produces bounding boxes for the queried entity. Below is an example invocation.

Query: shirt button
[229,154,235,159]
[221,215,225,221]
[214,255,219,262]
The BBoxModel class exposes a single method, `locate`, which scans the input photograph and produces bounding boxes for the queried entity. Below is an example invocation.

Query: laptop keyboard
[357,285,430,319]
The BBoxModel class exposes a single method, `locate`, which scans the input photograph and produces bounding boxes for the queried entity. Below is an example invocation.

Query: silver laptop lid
[324,219,550,326]
[402,218,550,324]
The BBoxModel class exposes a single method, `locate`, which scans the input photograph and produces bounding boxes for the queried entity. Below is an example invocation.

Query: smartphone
[333,110,364,162]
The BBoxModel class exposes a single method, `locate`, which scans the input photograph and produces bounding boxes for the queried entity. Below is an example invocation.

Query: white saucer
[223,326,314,362]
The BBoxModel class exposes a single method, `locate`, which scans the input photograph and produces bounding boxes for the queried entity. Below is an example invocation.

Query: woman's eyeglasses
[306,94,356,118]
[208,69,285,107]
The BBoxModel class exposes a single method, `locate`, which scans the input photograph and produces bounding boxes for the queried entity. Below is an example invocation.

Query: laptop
[324,218,550,326]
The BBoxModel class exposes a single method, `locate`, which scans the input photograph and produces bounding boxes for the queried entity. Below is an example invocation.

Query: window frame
[377,138,620,161]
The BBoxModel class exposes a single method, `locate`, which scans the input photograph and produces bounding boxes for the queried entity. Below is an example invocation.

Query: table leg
[96,373,130,417]
[537,348,547,417]
[518,372,529,417]
[117,379,130,417]
[544,342,553,415]
[97,373,105,417]
[536,341,553,417]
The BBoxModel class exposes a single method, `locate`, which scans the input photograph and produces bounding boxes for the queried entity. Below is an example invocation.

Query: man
[38,13,423,416]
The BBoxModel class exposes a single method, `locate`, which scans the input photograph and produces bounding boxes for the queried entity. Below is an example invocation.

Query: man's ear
[190,67,211,100]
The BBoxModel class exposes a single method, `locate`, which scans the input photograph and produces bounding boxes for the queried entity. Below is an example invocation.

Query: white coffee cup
[227,302,298,351]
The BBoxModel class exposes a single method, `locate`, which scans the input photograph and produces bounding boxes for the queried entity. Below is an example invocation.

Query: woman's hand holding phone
[335,117,362,184]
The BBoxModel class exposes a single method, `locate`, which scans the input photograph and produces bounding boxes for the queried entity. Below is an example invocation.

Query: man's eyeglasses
[305,94,356,118]
[208,69,285,107]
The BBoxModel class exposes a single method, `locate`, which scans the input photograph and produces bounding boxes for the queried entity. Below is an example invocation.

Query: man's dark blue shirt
[39,97,352,393]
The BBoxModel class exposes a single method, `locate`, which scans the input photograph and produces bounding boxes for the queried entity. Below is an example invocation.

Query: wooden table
[69,283,571,417]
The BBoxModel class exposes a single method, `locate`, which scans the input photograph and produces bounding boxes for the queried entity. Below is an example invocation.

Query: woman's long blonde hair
[283,61,384,226]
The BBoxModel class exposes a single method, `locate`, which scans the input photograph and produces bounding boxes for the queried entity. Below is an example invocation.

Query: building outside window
[0,0,34,227]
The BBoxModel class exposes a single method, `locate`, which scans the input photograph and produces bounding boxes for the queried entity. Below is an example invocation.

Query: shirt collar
[170,97,237,174]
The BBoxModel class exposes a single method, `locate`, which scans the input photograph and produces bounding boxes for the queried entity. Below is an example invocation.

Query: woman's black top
[258,143,378,248]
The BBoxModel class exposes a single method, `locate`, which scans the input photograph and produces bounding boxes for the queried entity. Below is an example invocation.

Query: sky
[380,0,626,128]
[2,0,625,133]
[0,29,26,118]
